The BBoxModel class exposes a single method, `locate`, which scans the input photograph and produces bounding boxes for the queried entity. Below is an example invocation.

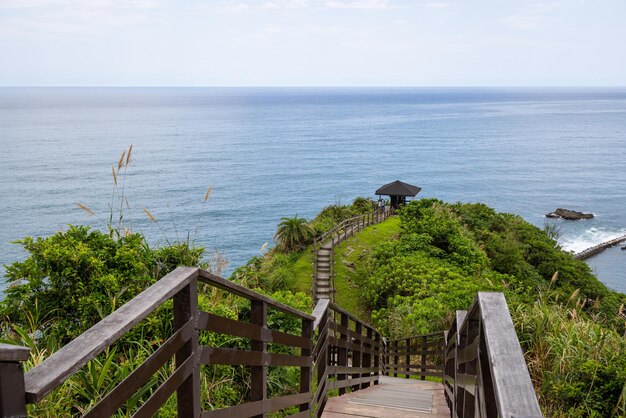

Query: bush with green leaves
[1,225,204,343]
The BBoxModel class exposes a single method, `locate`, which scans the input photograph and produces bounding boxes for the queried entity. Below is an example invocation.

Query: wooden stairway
[313,209,392,301]
[314,244,333,299]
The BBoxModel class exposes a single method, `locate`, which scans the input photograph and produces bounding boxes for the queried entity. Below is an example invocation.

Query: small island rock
[546,208,594,220]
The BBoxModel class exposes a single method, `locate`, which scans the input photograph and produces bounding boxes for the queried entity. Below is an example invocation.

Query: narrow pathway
[314,243,333,300]
[313,212,385,301]
[321,376,450,418]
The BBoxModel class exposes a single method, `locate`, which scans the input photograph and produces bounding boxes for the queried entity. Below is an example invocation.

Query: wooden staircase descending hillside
[313,208,391,301]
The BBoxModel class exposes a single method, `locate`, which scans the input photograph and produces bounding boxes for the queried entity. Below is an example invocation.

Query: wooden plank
[327,376,376,390]
[383,369,444,378]
[456,338,478,365]
[132,354,195,418]
[330,322,381,348]
[173,279,200,418]
[199,347,311,367]
[84,319,195,418]
[326,366,379,375]
[328,303,382,336]
[24,267,198,403]
[312,299,330,330]
[198,270,314,321]
[299,318,313,412]
[0,344,30,362]
[0,362,27,417]
[197,312,312,349]
[328,336,376,355]
[455,372,476,396]
[476,292,543,417]
[250,299,266,418]
[201,393,310,418]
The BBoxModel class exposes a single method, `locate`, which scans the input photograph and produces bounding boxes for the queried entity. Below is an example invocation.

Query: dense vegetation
[2,195,625,417]
[353,199,626,417]
[0,197,373,416]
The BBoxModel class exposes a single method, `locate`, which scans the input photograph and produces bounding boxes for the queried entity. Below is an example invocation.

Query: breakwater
[574,234,626,260]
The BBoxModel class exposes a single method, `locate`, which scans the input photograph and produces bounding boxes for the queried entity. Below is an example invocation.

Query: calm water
[1,87,625,292]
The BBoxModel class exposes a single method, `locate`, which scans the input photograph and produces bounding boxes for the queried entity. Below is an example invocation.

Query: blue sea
[1,87,625,293]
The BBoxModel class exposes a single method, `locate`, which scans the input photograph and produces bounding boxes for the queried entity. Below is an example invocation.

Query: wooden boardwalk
[321,376,450,418]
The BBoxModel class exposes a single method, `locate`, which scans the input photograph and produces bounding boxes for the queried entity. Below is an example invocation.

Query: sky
[0,0,625,86]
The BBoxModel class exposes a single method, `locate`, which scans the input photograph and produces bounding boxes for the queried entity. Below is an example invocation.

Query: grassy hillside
[329,199,626,417]
[332,216,400,319]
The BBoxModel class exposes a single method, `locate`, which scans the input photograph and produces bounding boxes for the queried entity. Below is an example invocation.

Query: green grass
[332,217,401,321]
[289,249,315,296]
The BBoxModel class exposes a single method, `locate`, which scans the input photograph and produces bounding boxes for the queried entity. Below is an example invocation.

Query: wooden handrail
[444,292,543,418]
[309,299,383,417]
[312,208,392,301]
[0,270,540,418]
[24,267,199,403]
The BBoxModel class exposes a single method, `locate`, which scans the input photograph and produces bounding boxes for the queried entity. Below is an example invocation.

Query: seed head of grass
[143,208,156,222]
[111,165,117,188]
[126,144,133,165]
[75,203,94,217]
[204,186,213,202]
[118,150,126,170]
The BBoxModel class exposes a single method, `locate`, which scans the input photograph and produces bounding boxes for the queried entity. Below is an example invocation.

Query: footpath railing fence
[312,208,392,301]
[0,268,542,418]
[384,331,446,380]
[444,292,543,418]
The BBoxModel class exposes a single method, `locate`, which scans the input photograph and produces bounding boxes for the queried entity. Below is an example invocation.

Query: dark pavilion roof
[375,180,422,197]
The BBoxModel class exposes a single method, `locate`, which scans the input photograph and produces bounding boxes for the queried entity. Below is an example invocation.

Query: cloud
[501,15,549,30]
[500,2,560,30]
[424,2,450,8]
[323,0,391,10]
[0,0,161,39]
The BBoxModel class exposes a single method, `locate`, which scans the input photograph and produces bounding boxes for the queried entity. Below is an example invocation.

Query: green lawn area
[332,216,401,321]
[289,249,314,296]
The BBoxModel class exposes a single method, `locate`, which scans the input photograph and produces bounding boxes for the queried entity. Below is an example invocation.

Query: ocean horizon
[1,87,625,293]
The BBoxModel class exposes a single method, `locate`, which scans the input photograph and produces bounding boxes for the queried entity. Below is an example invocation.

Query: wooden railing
[0,268,382,418]
[310,300,383,417]
[312,208,391,254]
[0,270,541,418]
[443,292,543,418]
[312,208,392,301]
[384,331,446,380]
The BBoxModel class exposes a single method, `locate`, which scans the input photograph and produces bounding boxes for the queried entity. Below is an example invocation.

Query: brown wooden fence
[384,331,446,380]
[443,292,543,418]
[0,268,383,418]
[312,208,392,301]
[0,270,542,417]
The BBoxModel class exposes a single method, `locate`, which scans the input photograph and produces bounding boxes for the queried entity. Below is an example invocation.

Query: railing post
[362,328,373,389]
[393,340,399,377]
[338,313,348,396]
[351,322,362,391]
[317,308,329,413]
[421,335,427,381]
[374,333,380,385]
[173,278,200,418]
[250,300,268,418]
[0,344,30,418]
[299,318,313,413]
[405,338,410,379]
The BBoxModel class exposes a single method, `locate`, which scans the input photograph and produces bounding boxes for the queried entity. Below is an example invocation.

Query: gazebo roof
[375,180,422,197]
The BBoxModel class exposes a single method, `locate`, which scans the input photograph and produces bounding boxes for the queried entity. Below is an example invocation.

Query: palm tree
[274,215,314,252]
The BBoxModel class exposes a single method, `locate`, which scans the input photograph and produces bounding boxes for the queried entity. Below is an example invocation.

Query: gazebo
[375,180,422,209]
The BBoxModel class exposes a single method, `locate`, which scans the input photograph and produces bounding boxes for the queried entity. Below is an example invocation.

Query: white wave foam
[560,227,626,253]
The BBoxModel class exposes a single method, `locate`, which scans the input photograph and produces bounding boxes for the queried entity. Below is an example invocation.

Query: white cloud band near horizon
[0,0,625,86]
